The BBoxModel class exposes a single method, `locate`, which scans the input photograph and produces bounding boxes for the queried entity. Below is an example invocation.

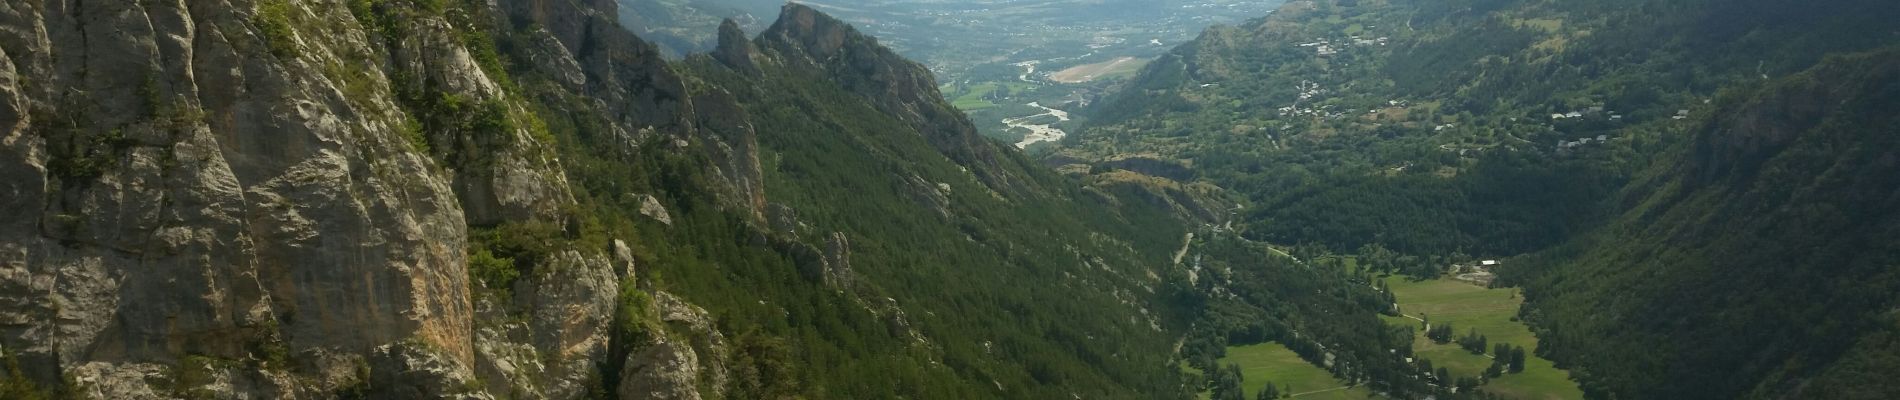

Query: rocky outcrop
[380,8,575,226]
[368,341,494,400]
[822,232,854,290]
[613,239,639,278]
[688,89,767,221]
[617,337,702,400]
[713,18,761,75]
[904,174,954,219]
[502,0,694,148]
[473,250,621,399]
[638,194,675,226]
[618,291,730,400]
[0,0,733,398]
[0,2,472,395]
[765,203,808,238]
[758,3,1020,192]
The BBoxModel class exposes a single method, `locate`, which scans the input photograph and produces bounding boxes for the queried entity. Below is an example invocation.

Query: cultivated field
[1050,57,1150,83]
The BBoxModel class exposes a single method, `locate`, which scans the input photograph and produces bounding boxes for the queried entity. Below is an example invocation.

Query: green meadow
[1379,276,1584,400]
[1189,342,1376,399]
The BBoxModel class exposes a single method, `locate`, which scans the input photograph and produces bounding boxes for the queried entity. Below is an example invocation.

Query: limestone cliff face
[0,0,740,398]
[0,0,473,393]
[712,19,761,75]
[502,0,765,222]
[504,0,693,142]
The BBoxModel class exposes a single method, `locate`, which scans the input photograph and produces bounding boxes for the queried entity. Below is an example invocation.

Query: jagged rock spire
[714,18,761,75]
[758,3,1021,192]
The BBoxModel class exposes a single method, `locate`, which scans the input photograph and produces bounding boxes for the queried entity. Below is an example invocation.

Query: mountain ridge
[0,0,1249,398]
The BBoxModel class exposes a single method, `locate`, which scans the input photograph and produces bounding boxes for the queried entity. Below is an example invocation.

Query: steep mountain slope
[1503,48,1900,399]
[0,1,1411,399]
[0,0,729,397]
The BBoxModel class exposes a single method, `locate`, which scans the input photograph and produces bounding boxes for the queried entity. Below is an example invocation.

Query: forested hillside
[1501,49,1900,399]
[1052,0,1900,398]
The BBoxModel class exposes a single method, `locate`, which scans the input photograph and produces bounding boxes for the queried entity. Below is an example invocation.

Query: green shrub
[254,0,300,59]
[467,247,518,292]
[613,285,660,345]
[467,221,565,296]
[171,355,237,399]
[0,351,77,400]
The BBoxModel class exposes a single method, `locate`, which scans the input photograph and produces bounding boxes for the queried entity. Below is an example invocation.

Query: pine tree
[1212,363,1247,400]
[1257,381,1280,400]
[1508,346,1527,373]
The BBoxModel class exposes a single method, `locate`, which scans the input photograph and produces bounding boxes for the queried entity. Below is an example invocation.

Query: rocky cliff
[2,0,480,397]
[0,0,1206,398]
[0,0,751,398]
[755,4,1022,193]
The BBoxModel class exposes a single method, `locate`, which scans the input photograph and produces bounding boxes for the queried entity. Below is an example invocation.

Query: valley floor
[1189,342,1376,399]
[1371,272,1584,400]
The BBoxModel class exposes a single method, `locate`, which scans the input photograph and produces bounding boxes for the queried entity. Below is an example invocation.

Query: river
[1006,102,1070,149]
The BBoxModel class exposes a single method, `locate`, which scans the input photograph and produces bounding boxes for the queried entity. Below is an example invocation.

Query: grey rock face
[0,0,677,398]
[67,362,168,399]
[501,0,694,146]
[822,232,854,290]
[654,292,730,390]
[638,194,675,226]
[0,0,784,397]
[516,251,620,399]
[713,19,761,75]
[760,3,1018,192]
[368,342,495,400]
[765,203,807,237]
[381,12,574,227]
[689,89,767,221]
[0,0,473,380]
[617,336,703,400]
[618,291,730,400]
[613,239,639,279]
